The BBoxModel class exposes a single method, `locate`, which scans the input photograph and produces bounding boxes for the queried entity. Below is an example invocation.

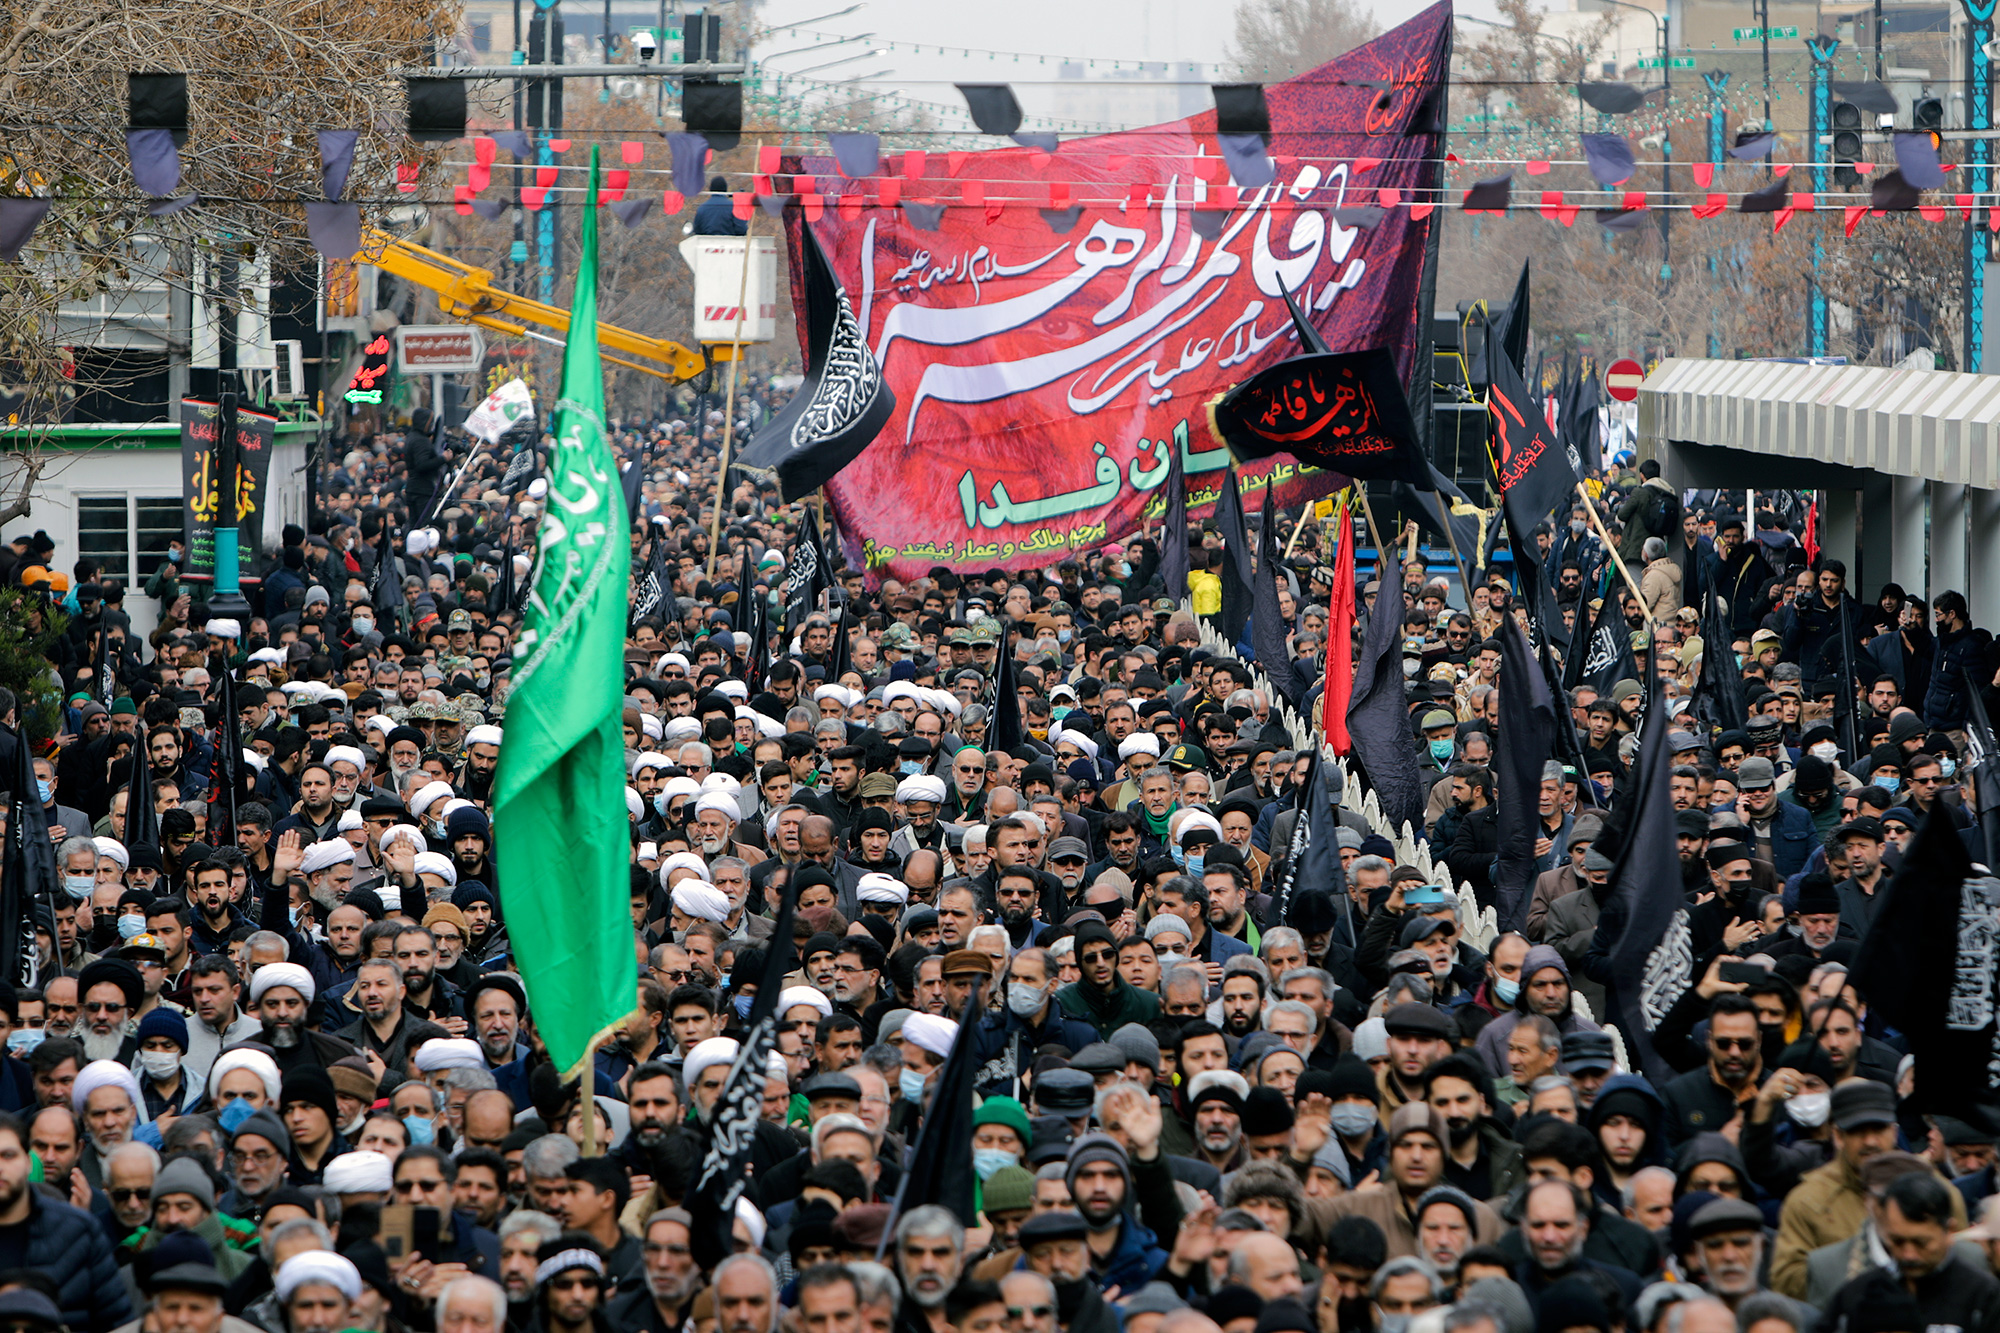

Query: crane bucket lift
[359,226,742,384]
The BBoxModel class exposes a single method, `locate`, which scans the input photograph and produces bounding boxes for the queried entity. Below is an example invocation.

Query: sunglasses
[1710,1036,1758,1052]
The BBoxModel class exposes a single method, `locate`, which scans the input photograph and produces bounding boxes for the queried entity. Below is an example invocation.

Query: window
[73,495,181,587]
[472,21,491,50]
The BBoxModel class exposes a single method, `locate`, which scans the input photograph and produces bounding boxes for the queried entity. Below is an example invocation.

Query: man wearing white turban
[249,962,360,1075]
[890,775,948,862]
[276,1250,363,1333]
[669,883,731,932]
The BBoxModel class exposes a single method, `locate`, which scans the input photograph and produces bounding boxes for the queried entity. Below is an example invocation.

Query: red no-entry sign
[1605,358,1646,402]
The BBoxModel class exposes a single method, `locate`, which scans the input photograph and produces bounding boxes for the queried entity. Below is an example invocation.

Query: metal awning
[1639,357,2000,489]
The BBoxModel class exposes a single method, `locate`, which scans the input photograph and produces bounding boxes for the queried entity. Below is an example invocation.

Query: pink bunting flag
[903,150,925,179]
[474,138,498,165]
[522,186,546,210]
[622,141,645,165]
[662,190,685,213]
[453,185,473,215]
[758,145,780,174]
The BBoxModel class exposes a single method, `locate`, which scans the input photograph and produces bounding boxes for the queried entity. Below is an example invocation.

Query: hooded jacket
[1470,945,1602,1082]
[1585,1075,1669,1208]
[1054,924,1162,1039]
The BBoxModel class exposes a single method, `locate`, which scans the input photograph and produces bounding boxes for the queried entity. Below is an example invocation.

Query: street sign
[395,324,486,374]
[1732,26,1758,40]
[1773,25,1799,38]
[1670,56,1697,68]
[1638,56,1663,68]
[1605,358,1646,402]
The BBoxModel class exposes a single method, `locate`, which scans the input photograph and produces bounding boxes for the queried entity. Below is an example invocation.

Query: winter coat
[20,1188,134,1332]
[1640,557,1683,621]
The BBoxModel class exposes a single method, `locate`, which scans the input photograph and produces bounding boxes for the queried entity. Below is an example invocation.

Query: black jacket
[22,1187,134,1332]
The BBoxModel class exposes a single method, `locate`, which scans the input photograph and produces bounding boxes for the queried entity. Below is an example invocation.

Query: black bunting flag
[1209,347,1431,487]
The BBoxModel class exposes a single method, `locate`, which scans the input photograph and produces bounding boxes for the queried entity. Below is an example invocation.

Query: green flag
[492,145,634,1077]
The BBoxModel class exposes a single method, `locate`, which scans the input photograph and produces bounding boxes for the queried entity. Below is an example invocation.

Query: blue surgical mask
[5,1029,43,1056]
[732,994,753,1019]
[900,761,923,777]
[117,915,146,941]
[62,875,94,900]
[404,1115,437,1146]
[1056,628,1072,644]
[973,1149,1018,1181]
[1493,976,1520,1005]
[1429,739,1455,763]
[35,780,52,803]
[1330,1103,1379,1139]
[898,1067,927,1102]
[1941,757,1959,779]
[218,1097,256,1133]
[1185,854,1204,877]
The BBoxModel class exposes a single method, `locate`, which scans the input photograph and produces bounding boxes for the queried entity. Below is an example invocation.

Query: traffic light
[1832,99,1862,188]
[1915,96,1945,131]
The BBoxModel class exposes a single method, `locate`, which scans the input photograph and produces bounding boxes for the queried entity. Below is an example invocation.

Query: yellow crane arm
[359,227,737,384]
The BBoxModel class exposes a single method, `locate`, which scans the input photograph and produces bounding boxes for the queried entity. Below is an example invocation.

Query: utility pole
[1808,37,1839,359]
[1962,0,1993,372]
[1704,70,1730,358]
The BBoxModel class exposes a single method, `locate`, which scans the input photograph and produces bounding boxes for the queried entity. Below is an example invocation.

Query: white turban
[379,824,426,855]
[466,724,503,748]
[93,838,128,869]
[693,793,740,823]
[661,852,711,884]
[662,717,702,743]
[248,647,286,666]
[735,1198,767,1249]
[632,751,673,776]
[320,1150,395,1195]
[778,987,832,1018]
[409,781,456,816]
[640,714,663,741]
[300,841,356,874]
[700,773,741,794]
[275,1250,363,1304]
[205,618,242,640]
[411,1038,486,1073]
[857,873,909,905]
[901,1013,958,1059]
[624,787,643,820]
[413,852,458,886]
[324,745,365,772]
[249,962,317,1006]
[813,684,848,705]
[657,652,690,670]
[659,775,701,803]
[209,1048,282,1105]
[882,682,918,704]
[765,1052,790,1084]
[71,1059,141,1116]
[684,1037,739,1088]
[1175,811,1224,845]
[671,883,730,923]
[713,679,748,702]
[1118,734,1160,761]
[928,689,963,717]
[365,714,395,736]
[1056,730,1100,761]
[896,776,947,804]
[336,809,364,833]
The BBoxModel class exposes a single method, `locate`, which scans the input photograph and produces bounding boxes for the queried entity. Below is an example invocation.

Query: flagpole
[1430,491,1475,598]
[1282,504,1316,560]
[1574,481,1654,631]
[708,143,762,582]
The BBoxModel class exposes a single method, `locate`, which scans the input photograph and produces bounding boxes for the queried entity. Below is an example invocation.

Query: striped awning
[1639,357,2000,488]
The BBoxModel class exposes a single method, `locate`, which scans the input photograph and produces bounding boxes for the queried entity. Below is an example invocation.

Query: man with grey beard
[248,963,357,1074]
[73,960,141,1065]
[606,1208,701,1333]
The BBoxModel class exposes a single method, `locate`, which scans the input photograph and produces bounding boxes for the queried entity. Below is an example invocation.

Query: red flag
[1803,498,1819,565]
[1325,501,1356,754]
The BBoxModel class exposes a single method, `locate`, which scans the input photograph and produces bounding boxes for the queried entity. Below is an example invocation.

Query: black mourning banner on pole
[1214,468,1254,646]
[1346,554,1426,835]
[781,508,831,642]
[687,881,799,1273]
[1252,481,1306,707]
[735,224,895,503]
[1493,616,1557,933]
[3,727,51,987]
[882,979,983,1231]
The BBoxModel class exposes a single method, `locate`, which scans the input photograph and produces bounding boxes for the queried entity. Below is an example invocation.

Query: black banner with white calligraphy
[1209,348,1430,487]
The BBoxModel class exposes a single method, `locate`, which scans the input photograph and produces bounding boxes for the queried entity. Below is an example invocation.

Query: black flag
[1853,805,1998,1122]
[2,726,50,987]
[1491,259,1531,382]
[208,665,245,845]
[1694,588,1748,739]
[1488,327,1579,543]
[1252,483,1305,707]
[632,533,671,626]
[1267,749,1344,932]
[1159,442,1190,604]
[1965,686,2000,865]
[991,624,1024,754]
[687,881,799,1273]
[1563,591,1638,697]
[732,543,754,633]
[1215,469,1254,646]
[1493,616,1556,933]
[1590,645,1683,1083]
[1210,347,1433,487]
[782,509,831,642]
[827,597,852,683]
[742,578,770,696]
[884,979,984,1230]
[735,225,896,501]
[123,719,159,854]
[1394,464,1500,578]
[1346,556,1425,835]
[372,515,404,623]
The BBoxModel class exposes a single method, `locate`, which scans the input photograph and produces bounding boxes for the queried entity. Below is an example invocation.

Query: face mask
[1185,854,1205,877]
[1942,757,1959,778]
[1378,1315,1410,1333]
[1569,520,1585,535]
[900,761,923,777]
[353,619,375,637]
[218,1097,256,1134]
[5,1029,43,1056]
[732,994,754,1020]
[139,1050,181,1080]
[117,915,147,941]
[973,1148,1018,1181]
[898,1068,927,1102]
[62,875,94,900]
[1056,628,1072,644]
[1736,653,1747,669]
[1330,1103,1379,1139]
[1402,660,1420,679]
[35,780,52,803]
[1006,982,1047,1018]
[1787,1091,1831,1128]
[1429,739,1455,763]
[404,1115,437,1146]
[1492,976,1520,1006]
[1810,742,1839,762]
[1157,951,1187,967]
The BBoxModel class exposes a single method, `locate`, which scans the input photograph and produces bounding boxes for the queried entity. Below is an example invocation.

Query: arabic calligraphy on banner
[781,2,1449,580]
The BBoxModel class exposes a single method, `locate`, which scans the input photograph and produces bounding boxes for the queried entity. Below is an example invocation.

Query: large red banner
[786,2,1451,580]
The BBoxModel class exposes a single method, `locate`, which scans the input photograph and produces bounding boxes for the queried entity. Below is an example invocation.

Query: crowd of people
[0,408,1990,1333]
